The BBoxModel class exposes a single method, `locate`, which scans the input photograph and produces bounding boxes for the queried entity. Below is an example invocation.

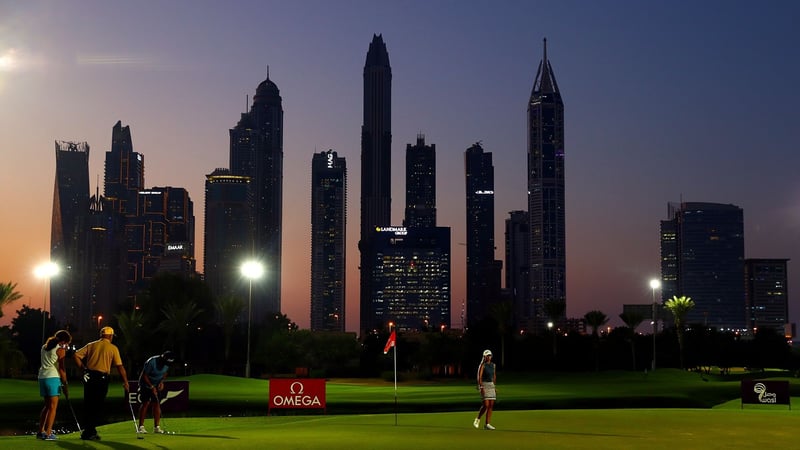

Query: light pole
[34,262,59,343]
[649,278,661,371]
[241,261,264,378]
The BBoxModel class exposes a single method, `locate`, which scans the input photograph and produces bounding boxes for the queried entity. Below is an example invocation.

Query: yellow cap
[100,326,114,336]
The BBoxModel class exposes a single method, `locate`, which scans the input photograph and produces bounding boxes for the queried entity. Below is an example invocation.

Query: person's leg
[486,399,494,425]
[44,396,59,435]
[82,379,100,437]
[38,400,48,436]
[138,400,150,427]
[477,400,487,420]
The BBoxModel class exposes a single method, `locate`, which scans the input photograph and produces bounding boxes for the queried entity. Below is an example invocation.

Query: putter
[127,393,144,440]
[62,386,82,433]
[156,391,177,435]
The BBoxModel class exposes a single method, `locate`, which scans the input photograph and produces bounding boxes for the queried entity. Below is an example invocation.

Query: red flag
[383,330,396,354]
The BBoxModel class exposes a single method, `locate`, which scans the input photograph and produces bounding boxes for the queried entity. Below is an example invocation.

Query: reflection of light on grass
[0,49,18,72]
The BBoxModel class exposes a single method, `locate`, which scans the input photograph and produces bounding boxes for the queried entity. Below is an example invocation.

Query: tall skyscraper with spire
[230,73,284,320]
[527,38,566,330]
[360,34,392,335]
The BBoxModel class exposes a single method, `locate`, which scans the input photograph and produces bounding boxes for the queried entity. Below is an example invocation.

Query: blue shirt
[139,355,170,386]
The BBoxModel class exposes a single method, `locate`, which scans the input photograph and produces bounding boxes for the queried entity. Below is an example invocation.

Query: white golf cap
[483,349,492,356]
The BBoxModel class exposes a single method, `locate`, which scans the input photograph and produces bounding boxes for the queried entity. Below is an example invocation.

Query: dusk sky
[2,1,799,333]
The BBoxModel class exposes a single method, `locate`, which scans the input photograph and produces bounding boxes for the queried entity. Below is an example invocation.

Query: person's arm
[142,367,158,394]
[492,363,496,384]
[116,364,130,392]
[477,363,484,390]
[56,347,69,395]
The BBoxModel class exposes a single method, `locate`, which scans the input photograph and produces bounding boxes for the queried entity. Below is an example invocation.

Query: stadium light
[34,262,59,343]
[649,278,661,371]
[241,260,264,378]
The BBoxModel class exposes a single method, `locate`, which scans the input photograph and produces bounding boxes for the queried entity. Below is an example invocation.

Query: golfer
[473,349,497,430]
[137,350,176,434]
[73,326,129,441]
[36,330,72,440]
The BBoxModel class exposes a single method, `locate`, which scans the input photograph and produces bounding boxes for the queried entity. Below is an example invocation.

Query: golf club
[62,384,82,433]
[126,392,144,440]
[156,391,177,435]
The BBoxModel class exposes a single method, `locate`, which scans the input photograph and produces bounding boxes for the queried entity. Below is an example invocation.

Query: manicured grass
[3,409,800,449]
[2,369,798,448]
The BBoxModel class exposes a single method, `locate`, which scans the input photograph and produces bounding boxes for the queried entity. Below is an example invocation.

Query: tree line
[1,279,797,379]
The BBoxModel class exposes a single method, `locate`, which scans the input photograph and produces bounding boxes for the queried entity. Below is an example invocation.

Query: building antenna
[267,65,270,80]
[246,94,249,112]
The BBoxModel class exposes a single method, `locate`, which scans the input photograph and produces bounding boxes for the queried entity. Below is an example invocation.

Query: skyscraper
[104,121,144,216]
[204,169,251,302]
[360,34,392,336]
[50,141,90,330]
[660,202,745,330]
[405,134,436,228]
[310,150,347,332]
[465,142,502,327]
[127,186,195,285]
[527,38,566,330]
[365,226,451,332]
[745,258,790,336]
[505,210,531,331]
[230,74,284,320]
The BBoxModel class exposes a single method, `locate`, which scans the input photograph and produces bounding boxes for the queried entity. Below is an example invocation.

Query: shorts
[39,377,62,397]
[138,385,160,403]
[480,381,496,400]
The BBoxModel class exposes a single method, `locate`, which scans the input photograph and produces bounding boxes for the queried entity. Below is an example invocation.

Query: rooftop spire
[530,37,560,98]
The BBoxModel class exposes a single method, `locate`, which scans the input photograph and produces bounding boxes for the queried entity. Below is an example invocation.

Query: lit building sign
[475,190,494,195]
[139,191,163,195]
[376,226,408,236]
[327,151,335,169]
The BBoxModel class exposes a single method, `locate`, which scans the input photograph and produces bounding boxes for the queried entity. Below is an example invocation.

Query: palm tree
[664,295,695,369]
[158,301,203,361]
[0,282,23,319]
[489,300,512,367]
[584,310,609,371]
[542,299,565,356]
[619,311,644,371]
[216,295,245,362]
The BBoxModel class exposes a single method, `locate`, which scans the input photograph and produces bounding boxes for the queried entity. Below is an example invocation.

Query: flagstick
[393,343,397,426]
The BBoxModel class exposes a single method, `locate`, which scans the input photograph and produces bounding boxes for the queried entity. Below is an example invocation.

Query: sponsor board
[128,380,190,412]
[269,378,326,414]
[741,379,790,408]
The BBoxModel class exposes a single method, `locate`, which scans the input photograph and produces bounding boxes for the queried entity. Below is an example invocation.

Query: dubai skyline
[1,1,799,332]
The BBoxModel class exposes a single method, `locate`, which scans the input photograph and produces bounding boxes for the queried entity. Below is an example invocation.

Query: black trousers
[81,370,109,438]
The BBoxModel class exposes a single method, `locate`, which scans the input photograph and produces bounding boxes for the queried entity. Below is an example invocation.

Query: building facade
[204,168,251,302]
[527,39,566,331]
[404,134,436,228]
[660,202,745,330]
[745,258,790,336]
[229,74,284,320]
[360,34,393,336]
[505,210,531,332]
[310,150,347,332]
[104,121,144,216]
[50,141,91,331]
[465,142,502,328]
[363,226,451,332]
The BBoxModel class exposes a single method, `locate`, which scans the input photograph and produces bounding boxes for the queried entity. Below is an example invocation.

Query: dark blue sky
[2,0,798,331]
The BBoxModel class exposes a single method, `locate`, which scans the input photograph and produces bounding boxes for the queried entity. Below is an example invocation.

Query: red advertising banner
[127,380,190,412]
[269,378,326,414]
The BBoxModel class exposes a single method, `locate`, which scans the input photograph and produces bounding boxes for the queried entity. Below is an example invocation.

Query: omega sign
[269,378,326,414]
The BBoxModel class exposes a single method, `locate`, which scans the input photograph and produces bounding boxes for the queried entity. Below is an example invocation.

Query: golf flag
[383,330,396,354]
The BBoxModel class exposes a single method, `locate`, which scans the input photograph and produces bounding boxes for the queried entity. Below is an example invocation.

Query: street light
[241,260,264,378]
[34,262,59,343]
[649,278,661,371]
